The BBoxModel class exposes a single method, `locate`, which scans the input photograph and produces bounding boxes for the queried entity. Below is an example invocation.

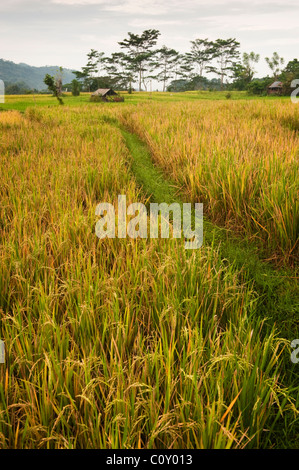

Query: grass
[119,100,299,265]
[0,96,298,448]
[120,126,298,331]
[119,122,299,447]
[0,90,291,112]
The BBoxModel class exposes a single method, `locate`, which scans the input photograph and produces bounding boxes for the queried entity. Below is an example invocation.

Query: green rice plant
[120,100,299,264]
[0,106,297,449]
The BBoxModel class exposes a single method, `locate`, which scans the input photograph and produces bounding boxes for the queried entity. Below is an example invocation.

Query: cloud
[103,0,169,15]
[51,0,107,4]
[0,0,298,76]
[265,37,299,46]
[128,19,182,28]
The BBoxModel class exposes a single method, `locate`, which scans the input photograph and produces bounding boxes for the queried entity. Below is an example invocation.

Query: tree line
[68,29,299,95]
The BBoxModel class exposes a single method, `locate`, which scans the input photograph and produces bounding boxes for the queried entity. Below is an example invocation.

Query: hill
[0,59,75,91]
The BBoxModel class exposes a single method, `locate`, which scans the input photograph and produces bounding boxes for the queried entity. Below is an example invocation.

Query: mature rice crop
[0,104,297,449]
[120,100,299,264]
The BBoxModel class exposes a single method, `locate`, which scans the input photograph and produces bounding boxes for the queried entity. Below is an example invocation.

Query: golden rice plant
[0,105,296,449]
[120,100,299,263]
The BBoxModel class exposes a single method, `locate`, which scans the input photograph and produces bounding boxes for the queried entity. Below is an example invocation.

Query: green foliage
[5,81,37,95]
[247,78,272,95]
[43,73,56,93]
[151,46,180,92]
[73,49,106,92]
[71,79,80,96]
[185,38,214,77]
[104,52,135,92]
[118,29,161,91]
[242,52,260,82]
[43,73,64,105]
[265,52,285,79]
[0,96,298,449]
[167,76,221,92]
[0,58,74,90]
[206,38,240,89]
[279,59,299,96]
[231,52,260,90]
[284,58,299,75]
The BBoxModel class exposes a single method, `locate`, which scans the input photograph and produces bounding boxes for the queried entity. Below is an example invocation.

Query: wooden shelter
[268,81,283,95]
[91,88,117,98]
[90,88,124,102]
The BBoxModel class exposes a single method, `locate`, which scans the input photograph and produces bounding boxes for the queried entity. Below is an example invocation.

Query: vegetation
[70,32,299,97]
[71,79,80,97]
[4,81,38,95]
[0,92,298,449]
[0,58,74,91]
[1,32,299,97]
[43,70,64,105]
[120,100,298,264]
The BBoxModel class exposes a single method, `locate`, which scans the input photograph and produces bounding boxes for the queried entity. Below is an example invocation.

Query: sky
[1,0,299,81]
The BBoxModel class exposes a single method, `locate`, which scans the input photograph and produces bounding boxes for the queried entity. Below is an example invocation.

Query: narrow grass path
[119,124,299,447]
[120,127,299,337]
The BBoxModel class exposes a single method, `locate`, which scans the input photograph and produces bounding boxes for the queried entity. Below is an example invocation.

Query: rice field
[120,100,299,264]
[0,96,298,449]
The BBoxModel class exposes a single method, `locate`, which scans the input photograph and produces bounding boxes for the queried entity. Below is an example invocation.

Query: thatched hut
[90,88,123,102]
[268,81,283,95]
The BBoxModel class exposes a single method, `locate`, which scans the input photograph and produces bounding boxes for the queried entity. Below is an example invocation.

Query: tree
[242,52,260,83]
[185,38,214,77]
[104,52,136,92]
[247,78,272,95]
[71,79,80,96]
[167,76,221,92]
[167,79,189,92]
[43,69,64,104]
[152,46,179,92]
[5,81,33,94]
[283,58,299,76]
[231,52,260,90]
[73,49,105,91]
[55,66,63,97]
[265,52,284,79]
[280,58,299,95]
[175,54,193,81]
[118,29,161,91]
[86,49,105,90]
[206,38,240,90]
[230,62,248,90]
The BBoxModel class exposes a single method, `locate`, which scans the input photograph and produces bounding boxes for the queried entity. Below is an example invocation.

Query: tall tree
[71,79,80,96]
[265,52,284,79]
[176,54,193,81]
[152,46,180,92]
[104,52,136,92]
[118,29,161,91]
[242,51,260,83]
[231,52,260,89]
[52,66,63,98]
[185,38,214,77]
[73,49,105,91]
[284,58,299,75]
[44,69,64,105]
[280,58,299,95]
[206,38,240,90]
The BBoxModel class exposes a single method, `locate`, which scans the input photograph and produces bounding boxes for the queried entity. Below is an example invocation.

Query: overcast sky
[1,0,299,79]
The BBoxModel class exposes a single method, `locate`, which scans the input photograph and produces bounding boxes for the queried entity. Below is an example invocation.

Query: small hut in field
[90,88,124,102]
[268,81,283,95]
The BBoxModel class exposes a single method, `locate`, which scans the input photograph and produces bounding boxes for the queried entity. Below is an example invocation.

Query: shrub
[71,79,81,96]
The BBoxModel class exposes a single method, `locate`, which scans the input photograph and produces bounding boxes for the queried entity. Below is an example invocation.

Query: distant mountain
[0,59,75,90]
